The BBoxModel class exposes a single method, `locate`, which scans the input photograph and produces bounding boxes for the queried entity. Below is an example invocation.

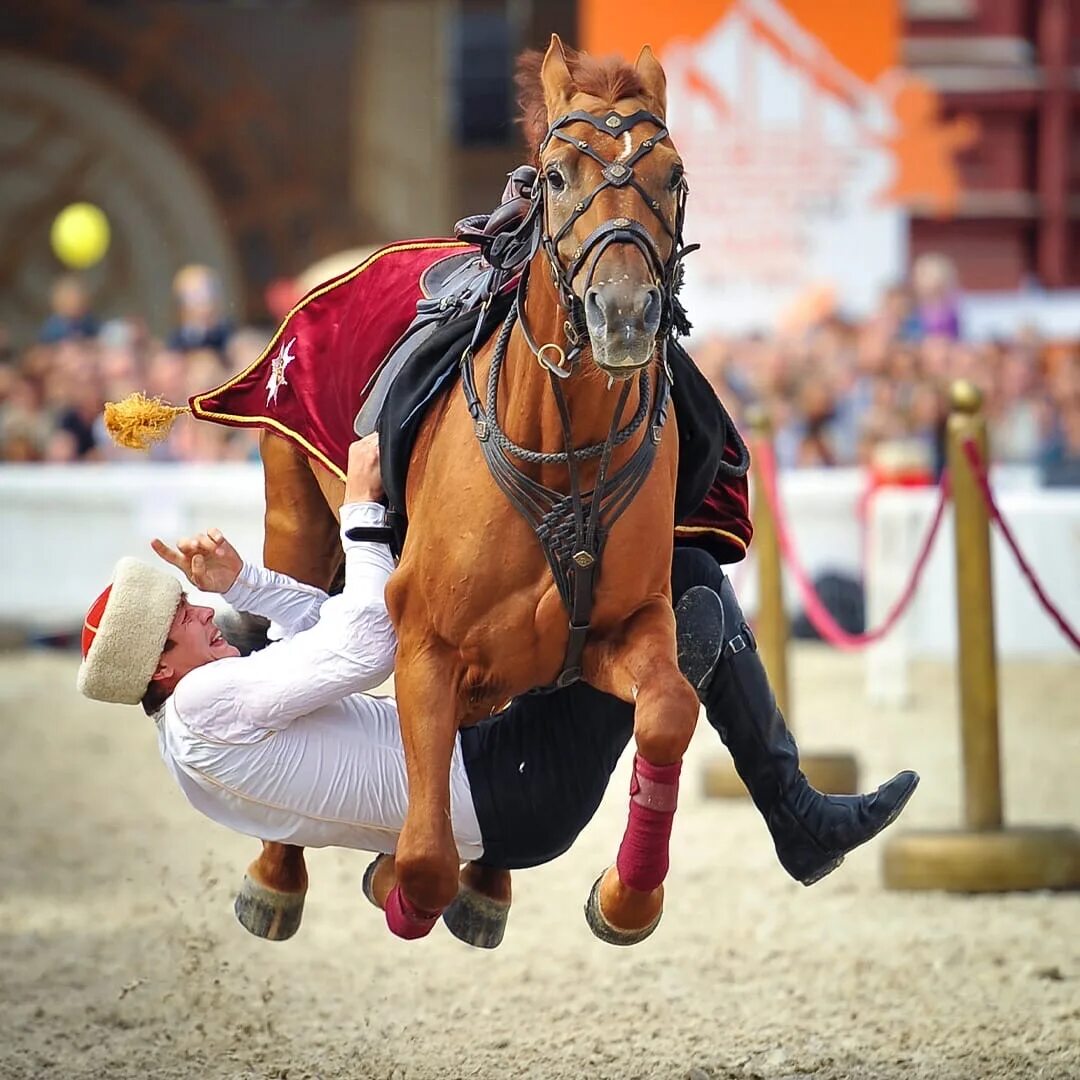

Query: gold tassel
[104,392,191,450]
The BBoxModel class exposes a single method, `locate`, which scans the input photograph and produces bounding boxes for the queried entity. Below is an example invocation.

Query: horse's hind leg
[585,602,699,945]
[234,841,308,942]
[232,433,343,940]
[443,863,512,949]
[261,430,343,588]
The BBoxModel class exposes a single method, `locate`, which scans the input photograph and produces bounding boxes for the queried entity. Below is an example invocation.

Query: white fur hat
[77,557,183,705]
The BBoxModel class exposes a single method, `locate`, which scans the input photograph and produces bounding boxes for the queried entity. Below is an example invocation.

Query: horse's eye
[545,167,566,193]
[668,164,685,191]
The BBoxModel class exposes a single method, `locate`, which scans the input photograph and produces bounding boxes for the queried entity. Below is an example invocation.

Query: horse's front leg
[384,629,463,938]
[360,855,512,950]
[585,600,699,945]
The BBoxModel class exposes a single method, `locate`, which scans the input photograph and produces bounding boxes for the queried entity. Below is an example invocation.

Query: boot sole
[674,586,725,691]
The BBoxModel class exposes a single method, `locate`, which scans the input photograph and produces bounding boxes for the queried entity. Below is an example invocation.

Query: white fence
[863,484,1080,703]
[0,465,266,629]
[2,464,1076,698]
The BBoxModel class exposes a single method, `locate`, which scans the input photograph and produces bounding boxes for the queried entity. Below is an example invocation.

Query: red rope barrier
[754,438,949,652]
[960,438,1080,651]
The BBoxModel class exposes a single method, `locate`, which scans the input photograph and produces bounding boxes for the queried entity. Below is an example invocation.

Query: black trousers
[459,545,729,870]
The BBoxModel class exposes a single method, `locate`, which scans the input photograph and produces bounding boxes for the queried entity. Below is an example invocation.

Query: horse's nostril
[642,287,661,333]
[584,288,606,329]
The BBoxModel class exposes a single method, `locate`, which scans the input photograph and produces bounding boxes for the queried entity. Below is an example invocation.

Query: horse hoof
[234,874,305,941]
[442,885,510,949]
[583,873,661,947]
[361,854,393,910]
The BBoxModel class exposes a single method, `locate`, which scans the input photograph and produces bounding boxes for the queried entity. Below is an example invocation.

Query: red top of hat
[82,584,112,657]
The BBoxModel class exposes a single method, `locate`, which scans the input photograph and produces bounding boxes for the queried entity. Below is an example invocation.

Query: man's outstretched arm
[167,436,399,739]
[153,528,330,639]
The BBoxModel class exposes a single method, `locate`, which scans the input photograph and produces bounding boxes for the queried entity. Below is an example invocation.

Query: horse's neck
[496,260,644,459]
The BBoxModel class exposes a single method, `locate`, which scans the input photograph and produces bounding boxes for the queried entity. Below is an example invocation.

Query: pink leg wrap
[615,754,682,894]
[384,884,440,940]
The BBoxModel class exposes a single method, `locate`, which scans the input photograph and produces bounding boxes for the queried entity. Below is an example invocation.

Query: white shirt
[154,501,484,859]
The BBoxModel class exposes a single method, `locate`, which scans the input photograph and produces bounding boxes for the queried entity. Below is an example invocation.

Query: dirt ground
[1,646,1078,1080]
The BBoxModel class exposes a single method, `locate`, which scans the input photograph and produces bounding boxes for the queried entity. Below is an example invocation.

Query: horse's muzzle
[585,281,661,377]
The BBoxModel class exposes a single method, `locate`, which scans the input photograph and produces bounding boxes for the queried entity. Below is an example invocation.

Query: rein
[459,105,725,686]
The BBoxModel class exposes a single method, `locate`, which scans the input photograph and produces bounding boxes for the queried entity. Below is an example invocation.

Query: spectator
[38,275,99,344]
[1040,402,1080,486]
[0,274,1073,483]
[0,369,50,460]
[167,264,233,355]
[911,252,962,340]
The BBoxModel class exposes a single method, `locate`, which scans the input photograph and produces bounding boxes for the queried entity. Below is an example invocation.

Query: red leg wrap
[385,884,440,940]
[615,754,682,894]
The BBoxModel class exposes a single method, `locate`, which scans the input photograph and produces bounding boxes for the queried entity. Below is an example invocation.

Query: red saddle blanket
[190,238,752,564]
[191,239,471,478]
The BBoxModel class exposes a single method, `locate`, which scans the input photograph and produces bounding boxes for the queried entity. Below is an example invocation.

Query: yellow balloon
[50,202,111,269]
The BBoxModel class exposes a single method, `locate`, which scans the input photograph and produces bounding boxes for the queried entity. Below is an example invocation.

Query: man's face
[161,598,240,681]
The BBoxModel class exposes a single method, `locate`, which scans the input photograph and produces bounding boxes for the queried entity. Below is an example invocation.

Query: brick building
[905,0,1079,289]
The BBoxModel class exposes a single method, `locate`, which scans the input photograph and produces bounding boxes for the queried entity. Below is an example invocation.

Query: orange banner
[581,0,897,83]
[578,0,913,331]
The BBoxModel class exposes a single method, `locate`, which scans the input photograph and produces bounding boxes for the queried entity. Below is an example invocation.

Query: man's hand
[344,433,383,505]
[151,529,243,594]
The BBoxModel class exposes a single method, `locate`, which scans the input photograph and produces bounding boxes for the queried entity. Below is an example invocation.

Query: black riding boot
[692,576,919,884]
[671,544,918,884]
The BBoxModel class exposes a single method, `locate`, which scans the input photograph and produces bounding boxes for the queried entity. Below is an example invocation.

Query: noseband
[533,108,694,362]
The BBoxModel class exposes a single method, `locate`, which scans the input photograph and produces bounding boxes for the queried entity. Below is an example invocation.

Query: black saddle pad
[377,300,726,538]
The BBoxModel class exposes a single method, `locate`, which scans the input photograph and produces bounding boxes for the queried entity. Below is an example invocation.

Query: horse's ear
[635,44,667,117]
[541,33,575,118]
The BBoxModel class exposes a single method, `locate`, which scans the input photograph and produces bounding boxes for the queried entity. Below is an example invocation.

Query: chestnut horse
[242,36,698,945]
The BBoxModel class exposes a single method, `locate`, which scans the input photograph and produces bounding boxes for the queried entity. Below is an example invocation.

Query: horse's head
[520,35,687,378]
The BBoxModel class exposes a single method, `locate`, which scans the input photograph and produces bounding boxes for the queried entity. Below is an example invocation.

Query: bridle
[532,108,694,365]
[459,106,711,687]
[493,107,697,377]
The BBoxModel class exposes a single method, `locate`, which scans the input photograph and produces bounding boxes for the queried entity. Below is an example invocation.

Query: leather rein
[460,107,695,687]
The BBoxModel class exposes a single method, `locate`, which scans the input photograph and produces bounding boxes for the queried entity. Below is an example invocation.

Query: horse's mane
[515,46,646,156]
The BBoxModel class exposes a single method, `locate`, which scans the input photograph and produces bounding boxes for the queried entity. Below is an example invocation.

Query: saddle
[354,167,537,440]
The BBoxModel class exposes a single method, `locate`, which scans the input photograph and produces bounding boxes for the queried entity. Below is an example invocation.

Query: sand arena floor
[1,646,1078,1080]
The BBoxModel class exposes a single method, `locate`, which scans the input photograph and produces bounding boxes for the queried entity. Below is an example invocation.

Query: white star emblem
[265,337,296,406]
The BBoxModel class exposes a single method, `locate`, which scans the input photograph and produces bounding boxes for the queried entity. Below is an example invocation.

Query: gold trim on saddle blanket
[189,239,471,482]
[673,524,748,555]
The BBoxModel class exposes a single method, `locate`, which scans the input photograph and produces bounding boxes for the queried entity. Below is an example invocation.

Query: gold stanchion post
[883,381,1080,891]
[702,408,859,799]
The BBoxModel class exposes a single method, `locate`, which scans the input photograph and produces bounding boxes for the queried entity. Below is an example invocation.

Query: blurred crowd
[694,255,1080,485]
[1,255,1078,484]
[0,266,263,464]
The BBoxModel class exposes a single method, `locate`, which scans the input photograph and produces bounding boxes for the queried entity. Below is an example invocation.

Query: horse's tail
[104,392,191,450]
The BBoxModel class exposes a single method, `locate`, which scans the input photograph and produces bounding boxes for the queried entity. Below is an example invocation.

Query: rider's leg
[671,545,919,885]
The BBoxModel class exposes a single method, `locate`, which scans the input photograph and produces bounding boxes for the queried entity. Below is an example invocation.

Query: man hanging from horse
[79,429,916,946]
